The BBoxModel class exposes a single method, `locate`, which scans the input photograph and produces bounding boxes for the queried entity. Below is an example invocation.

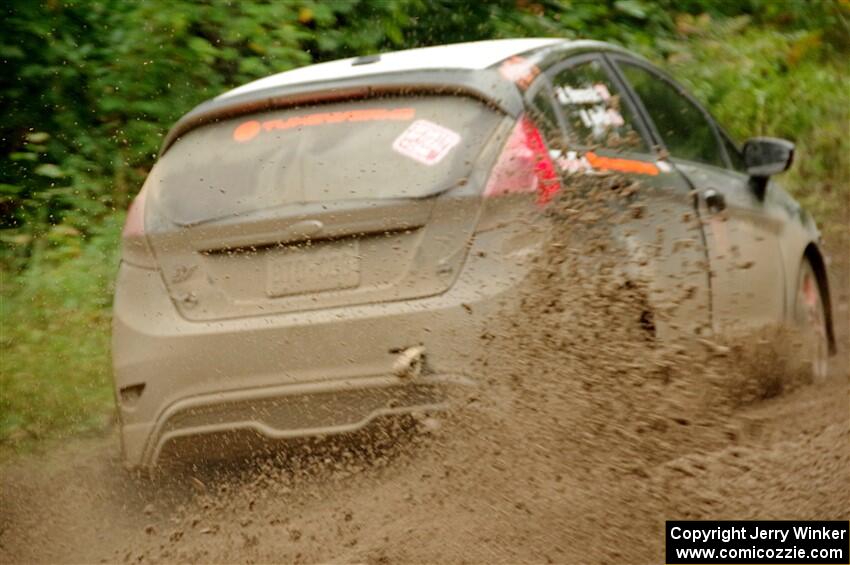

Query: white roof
[218,38,562,100]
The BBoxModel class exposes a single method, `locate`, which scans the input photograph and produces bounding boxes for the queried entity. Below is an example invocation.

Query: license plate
[266,242,360,298]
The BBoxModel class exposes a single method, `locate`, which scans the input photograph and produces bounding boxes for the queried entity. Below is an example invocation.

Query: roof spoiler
[159,69,524,156]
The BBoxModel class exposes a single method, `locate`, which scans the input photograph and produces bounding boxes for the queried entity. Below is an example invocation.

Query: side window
[551,58,648,152]
[528,87,564,148]
[721,131,747,172]
[618,62,726,168]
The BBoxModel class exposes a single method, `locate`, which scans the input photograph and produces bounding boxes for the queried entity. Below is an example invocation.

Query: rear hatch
[143,95,506,321]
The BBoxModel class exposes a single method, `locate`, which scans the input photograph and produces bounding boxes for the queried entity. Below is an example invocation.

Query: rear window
[152,96,503,225]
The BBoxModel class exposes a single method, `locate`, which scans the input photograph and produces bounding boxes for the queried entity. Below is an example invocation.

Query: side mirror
[742,137,794,177]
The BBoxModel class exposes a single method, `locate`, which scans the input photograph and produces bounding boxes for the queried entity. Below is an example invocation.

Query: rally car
[113,38,835,467]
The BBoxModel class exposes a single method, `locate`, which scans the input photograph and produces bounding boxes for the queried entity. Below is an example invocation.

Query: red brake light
[120,185,157,269]
[122,186,148,238]
[483,114,561,204]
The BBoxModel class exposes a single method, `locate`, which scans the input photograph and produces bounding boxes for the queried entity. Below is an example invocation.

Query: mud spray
[1,171,847,564]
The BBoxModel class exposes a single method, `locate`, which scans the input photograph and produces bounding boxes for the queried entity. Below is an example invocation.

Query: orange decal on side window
[232,108,415,142]
[585,151,660,176]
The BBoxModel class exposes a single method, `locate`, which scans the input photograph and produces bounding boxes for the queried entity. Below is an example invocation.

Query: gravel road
[2,177,847,564]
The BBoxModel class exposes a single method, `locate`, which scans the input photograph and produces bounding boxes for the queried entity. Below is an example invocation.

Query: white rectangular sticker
[392,119,461,166]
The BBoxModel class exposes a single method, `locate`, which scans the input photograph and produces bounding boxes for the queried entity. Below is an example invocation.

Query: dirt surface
[2,178,848,564]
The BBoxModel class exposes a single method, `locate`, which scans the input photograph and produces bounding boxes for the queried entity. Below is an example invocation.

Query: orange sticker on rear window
[585,151,660,176]
[232,108,415,142]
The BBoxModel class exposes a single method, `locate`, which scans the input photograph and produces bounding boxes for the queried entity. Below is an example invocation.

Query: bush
[657,15,849,232]
[0,217,121,450]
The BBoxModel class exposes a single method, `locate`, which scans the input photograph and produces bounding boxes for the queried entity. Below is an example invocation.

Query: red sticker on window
[392,119,461,166]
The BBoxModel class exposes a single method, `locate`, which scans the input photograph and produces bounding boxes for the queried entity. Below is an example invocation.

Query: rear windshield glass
[152,96,503,225]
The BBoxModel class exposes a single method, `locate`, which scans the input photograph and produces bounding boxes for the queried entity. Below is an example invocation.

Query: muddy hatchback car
[113,39,835,468]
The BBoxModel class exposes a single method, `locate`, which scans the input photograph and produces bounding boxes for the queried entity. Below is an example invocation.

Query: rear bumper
[124,372,467,467]
[112,231,531,467]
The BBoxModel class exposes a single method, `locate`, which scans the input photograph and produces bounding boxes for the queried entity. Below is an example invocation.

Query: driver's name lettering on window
[554,84,625,133]
[551,60,649,152]
[579,106,625,131]
[554,84,611,105]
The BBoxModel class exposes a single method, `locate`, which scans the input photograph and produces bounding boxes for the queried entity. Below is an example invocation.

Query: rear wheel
[794,258,829,380]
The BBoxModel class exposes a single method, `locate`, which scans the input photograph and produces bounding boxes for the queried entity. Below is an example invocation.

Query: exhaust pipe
[392,345,426,379]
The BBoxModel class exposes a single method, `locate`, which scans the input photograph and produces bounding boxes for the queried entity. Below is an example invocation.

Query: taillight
[122,186,147,238]
[121,186,156,269]
[483,114,561,204]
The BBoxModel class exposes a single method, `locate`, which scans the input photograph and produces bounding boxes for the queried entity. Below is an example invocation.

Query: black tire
[793,258,829,380]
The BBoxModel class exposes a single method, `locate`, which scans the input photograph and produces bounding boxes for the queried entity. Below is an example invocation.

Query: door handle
[704,189,726,213]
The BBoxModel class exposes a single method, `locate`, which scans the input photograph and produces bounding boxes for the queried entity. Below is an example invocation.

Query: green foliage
[0,217,121,450]
[656,15,850,232]
[1,0,415,265]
